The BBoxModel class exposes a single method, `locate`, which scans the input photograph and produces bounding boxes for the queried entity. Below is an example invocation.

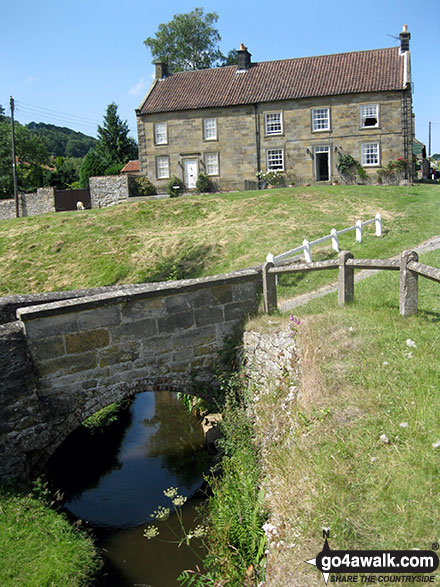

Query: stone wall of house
[1,269,261,481]
[138,90,407,190]
[0,188,56,220]
[89,175,131,208]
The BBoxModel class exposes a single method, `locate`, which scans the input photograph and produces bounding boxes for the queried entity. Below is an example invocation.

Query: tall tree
[144,7,225,72]
[96,102,137,165]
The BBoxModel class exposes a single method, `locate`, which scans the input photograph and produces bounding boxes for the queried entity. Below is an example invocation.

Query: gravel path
[279,235,440,312]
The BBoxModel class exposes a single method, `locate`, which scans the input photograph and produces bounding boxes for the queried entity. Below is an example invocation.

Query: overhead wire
[10,99,100,133]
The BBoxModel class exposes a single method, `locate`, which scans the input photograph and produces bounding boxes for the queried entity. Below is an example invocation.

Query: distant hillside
[26,122,97,158]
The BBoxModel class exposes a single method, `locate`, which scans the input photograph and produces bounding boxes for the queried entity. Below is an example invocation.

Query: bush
[336,154,367,184]
[103,162,125,176]
[377,158,409,185]
[167,176,185,197]
[133,176,157,196]
[196,172,214,193]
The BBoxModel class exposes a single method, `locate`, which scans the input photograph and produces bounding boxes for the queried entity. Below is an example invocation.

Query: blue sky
[2,0,439,154]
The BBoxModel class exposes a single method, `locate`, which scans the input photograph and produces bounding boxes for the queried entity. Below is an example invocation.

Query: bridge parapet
[1,270,260,482]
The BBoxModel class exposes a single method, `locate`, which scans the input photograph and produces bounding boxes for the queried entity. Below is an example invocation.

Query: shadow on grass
[140,244,220,283]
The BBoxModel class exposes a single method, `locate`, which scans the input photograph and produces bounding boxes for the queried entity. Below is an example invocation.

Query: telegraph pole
[10,96,19,217]
[428,121,432,158]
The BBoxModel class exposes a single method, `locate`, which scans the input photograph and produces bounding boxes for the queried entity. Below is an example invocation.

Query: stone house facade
[136,26,414,191]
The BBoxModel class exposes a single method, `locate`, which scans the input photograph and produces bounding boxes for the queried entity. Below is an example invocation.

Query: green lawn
[248,247,440,584]
[0,184,438,296]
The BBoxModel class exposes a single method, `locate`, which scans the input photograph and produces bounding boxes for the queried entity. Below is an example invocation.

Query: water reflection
[49,391,213,585]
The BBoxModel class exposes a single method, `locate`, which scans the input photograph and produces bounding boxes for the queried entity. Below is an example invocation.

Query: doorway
[183,159,198,189]
[314,146,330,181]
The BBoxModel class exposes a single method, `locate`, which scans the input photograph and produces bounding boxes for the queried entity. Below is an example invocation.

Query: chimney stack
[154,61,168,79]
[400,24,410,52]
[237,43,251,70]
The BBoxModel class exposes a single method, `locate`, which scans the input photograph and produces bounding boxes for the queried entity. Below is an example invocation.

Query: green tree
[96,102,138,166]
[79,148,108,188]
[144,7,225,72]
[0,120,50,197]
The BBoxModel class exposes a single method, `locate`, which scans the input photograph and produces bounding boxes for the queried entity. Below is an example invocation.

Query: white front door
[184,159,198,189]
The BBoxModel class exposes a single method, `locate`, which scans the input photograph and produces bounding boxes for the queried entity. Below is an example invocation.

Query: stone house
[136,25,414,191]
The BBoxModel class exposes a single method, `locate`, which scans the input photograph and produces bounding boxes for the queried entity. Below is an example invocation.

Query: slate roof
[138,47,405,115]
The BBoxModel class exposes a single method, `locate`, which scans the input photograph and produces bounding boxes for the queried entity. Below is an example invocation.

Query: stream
[48,391,215,586]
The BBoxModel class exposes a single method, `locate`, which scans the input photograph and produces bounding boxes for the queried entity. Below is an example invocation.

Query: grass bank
[0,184,438,296]
[0,483,100,586]
[247,248,440,585]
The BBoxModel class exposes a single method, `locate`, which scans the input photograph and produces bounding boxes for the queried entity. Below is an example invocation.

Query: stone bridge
[0,270,260,482]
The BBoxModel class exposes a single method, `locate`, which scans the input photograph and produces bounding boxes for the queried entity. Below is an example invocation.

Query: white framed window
[156,156,170,179]
[361,142,380,166]
[312,108,330,131]
[361,104,379,128]
[267,148,284,171]
[265,112,283,135]
[203,118,217,141]
[204,152,219,176]
[154,122,167,145]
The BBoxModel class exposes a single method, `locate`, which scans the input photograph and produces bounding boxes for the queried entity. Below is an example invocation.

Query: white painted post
[266,253,278,284]
[303,239,312,263]
[331,228,340,252]
[375,213,382,237]
[355,220,362,243]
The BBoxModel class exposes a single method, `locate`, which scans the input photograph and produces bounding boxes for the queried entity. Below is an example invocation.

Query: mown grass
[0,184,439,296]
[0,483,100,586]
[248,248,440,585]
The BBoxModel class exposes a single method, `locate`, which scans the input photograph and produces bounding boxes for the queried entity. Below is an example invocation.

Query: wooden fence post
[338,251,354,306]
[262,261,277,314]
[400,250,418,316]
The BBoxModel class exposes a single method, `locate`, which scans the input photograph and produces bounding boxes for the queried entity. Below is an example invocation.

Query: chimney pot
[399,24,410,52]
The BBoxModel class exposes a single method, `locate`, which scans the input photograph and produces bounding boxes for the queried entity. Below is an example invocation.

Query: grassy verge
[0,483,100,586]
[247,248,440,585]
[180,378,267,586]
[0,185,438,297]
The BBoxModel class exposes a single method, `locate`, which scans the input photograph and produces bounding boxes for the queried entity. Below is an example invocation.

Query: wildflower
[151,506,170,521]
[399,422,409,428]
[144,525,160,540]
[164,486,178,499]
[380,434,390,444]
[433,440,440,449]
[172,495,187,507]
[406,339,417,348]
[191,524,207,538]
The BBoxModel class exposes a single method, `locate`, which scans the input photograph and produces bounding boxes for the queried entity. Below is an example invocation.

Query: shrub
[196,173,214,193]
[377,158,408,185]
[167,176,185,197]
[336,154,367,184]
[103,162,125,176]
[133,176,157,196]
[256,170,286,188]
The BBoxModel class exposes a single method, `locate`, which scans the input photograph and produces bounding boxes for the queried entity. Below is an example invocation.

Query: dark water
[48,391,213,586]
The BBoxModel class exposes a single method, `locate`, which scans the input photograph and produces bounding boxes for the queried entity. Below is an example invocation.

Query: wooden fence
[262,249,440,316]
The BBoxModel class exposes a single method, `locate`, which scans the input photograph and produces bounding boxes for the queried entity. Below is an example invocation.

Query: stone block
[65,328,110,354]
[28,336,65,361]
[77,306,121,330]
[122,297,163,320]
[232,280,258,302]
[23,313,78,339]
[98,341,140,368]
[194,306,224,327]
[210,284,233,305]
[112,318,157,339]
[38,352,97,378]
[158,311,194,333]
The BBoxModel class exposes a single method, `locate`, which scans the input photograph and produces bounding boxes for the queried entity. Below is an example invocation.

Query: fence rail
[266,213,382,265]
[262,249,440,316]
